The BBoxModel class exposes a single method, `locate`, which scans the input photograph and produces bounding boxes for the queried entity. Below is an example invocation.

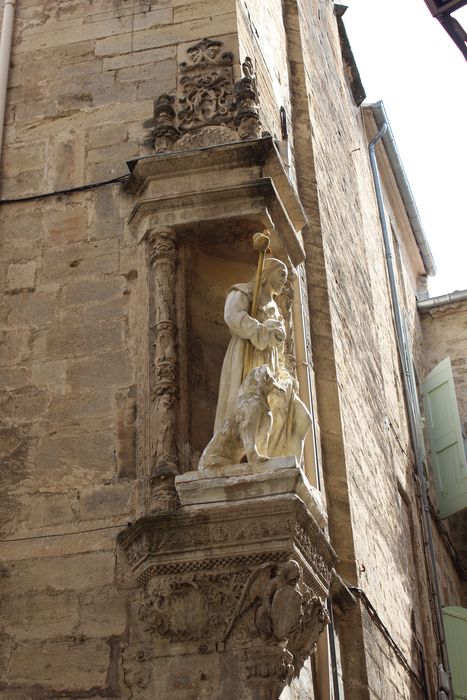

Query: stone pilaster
[147,228,180,512]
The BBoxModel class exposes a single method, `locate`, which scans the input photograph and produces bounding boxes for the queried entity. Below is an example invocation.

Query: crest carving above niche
[152,38,263,153]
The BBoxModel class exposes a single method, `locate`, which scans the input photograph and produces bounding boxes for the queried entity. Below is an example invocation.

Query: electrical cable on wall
[0,173,129,205]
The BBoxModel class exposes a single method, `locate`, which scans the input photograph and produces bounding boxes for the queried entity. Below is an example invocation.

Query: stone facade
[0,1,465,699]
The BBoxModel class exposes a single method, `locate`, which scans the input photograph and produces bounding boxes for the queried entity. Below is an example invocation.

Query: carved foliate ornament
[178,38,235,133]
[151,40,263,151]
[138,570,250,643]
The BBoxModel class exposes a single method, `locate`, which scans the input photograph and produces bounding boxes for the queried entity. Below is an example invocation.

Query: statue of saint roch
[199,233,311,470]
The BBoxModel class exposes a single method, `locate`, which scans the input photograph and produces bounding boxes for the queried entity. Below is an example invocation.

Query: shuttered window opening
[422,357,467,519]
[442,607,467,699]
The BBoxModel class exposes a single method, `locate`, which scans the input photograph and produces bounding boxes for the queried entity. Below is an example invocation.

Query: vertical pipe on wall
[368,121,455,700]
[0,0,16,163]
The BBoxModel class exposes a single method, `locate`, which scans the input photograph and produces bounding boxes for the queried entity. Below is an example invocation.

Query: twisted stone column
[148,228,180,511]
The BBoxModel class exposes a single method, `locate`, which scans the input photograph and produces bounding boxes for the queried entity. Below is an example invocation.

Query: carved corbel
[220,560,329,699]
[147,227,180,511]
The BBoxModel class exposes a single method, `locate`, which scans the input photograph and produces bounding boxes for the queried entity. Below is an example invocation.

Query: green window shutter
[443,606,467,699]
[422,357,467,519]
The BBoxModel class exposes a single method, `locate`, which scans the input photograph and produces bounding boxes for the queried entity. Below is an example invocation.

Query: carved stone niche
[121,132,333,697]
[126,136,307,515]
[119,466,337,699]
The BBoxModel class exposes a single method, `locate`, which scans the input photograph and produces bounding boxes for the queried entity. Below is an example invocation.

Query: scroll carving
[178,38,235,133]
[148,228,180,509]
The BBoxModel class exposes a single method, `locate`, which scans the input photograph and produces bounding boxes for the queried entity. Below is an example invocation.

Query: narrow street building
[0,1,465,698]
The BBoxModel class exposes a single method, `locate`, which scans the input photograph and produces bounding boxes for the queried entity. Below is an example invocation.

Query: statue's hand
[264,319,286,345]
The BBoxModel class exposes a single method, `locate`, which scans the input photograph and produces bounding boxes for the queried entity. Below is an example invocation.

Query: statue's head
[262,258,288,294]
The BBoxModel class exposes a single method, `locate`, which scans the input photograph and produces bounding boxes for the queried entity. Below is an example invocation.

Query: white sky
[343,0,467,297]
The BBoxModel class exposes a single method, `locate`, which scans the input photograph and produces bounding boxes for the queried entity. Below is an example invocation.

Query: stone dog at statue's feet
[198,364,281,470]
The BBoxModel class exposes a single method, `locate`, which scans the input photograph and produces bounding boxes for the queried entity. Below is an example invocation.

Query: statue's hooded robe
[213,282,310,460]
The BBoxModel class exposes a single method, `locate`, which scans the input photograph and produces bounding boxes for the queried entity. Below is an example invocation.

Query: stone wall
[1,0,465,698]
[234,0,467,697]
[0,1,221,695]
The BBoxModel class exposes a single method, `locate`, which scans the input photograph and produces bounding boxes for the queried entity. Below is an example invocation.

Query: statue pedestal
[176,457,327,528]
[119,461,336,699]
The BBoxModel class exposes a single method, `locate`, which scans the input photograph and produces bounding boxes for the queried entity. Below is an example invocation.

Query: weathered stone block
[63,275,126,306]
[83,297,127,322]
[78,586,127,637]
[87,122,128,149]
[31,360,67,393]
[5,262,36,294]
[41,239,119,281]
[23,491,78,529]
[0,329,32,366]
[116,390,137,479]
[1,591,79,640]
[102,44,176,71]
[47,389,113,431]
[0,387,48,425]
[79,483,131,523]
[47,129,85,190]
[36,431,116,482]
[7,292,57,328]
[0,368,29,391]
[45,318,124,360]
[67,351,133,390]
[8,638,110,690]
[1,551,116,595]
[174,0,235,22]
[44,205,89,245]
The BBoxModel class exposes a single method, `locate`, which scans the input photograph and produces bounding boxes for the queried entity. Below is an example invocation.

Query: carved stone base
[149,474,180,514]
[119,465,336,698]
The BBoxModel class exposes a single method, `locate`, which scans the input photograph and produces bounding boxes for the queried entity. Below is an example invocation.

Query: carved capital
[148,228,177,269]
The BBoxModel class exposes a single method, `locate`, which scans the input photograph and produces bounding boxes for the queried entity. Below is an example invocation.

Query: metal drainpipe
[368,125,455,700]
[0,0,16,162]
